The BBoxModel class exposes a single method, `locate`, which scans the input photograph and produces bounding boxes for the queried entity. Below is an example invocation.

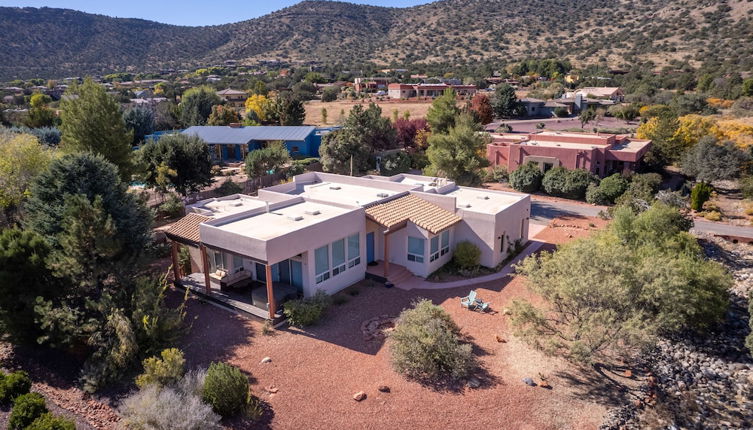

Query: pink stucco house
[486,131,652,178]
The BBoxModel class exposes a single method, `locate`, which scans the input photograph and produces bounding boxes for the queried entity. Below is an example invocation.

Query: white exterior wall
[302,231,366,297]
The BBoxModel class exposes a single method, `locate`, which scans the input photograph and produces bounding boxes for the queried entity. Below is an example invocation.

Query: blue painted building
[181,125,327,162]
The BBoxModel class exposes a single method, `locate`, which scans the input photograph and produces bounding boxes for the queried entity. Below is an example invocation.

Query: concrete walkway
[394,239,545,291]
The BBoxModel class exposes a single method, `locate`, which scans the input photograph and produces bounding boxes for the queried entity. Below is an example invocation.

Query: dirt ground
[705,180,752,226]
[305,99,435,125]
[178,220,633,430]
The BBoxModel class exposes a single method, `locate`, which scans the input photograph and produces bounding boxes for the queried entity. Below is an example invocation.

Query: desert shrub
[485,166,509,183]
[380,151,411,176]
[390,299,473,381]
[282,290,332,327]
[202,362,249,418]
[453,241,481,270]
[26,413,76,430]
[9,392,47,430]
[703,211,722,221]
[158,194,184,218]
[542,167,595,199]
[741,176,753,199]
[509,162,543,193]
[495,123,512,133]
[176,368,207,398]
[120,384,221,430]
[136,348,186,388]
[214,179,243,196]
[0,371,32,403]
[210,165,222,176]
[553,107,569,118]
[586,174,628,205]
[690,182,713,211]
[655,190,687,209]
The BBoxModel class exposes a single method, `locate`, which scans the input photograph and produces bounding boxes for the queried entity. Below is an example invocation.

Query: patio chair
[460,290,477,309]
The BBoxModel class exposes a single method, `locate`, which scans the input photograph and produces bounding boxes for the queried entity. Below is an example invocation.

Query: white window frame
[430,236,440,262]
[407,236,425,263]
[347,233,360,268]
[441,230,450,256]
[315,245,330,284]
[331,238,346,277]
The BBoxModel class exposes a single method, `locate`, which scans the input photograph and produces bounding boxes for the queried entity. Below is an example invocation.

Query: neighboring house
[129,97,168,107]
[487,131,652,178]
[571,87,624,102]
[165,172,531,319]
[216,88,248,108]
[354,77,391,92]
[387,83,477,99]
[520,98,570,117]
[181,125,325,161]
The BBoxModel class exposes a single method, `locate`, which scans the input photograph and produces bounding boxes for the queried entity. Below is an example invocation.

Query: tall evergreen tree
[138,134,213,197]
[492,84,521,119]
[178,86,221,127]
[59,78,134,180]
[123,106,155,145]
[426,88,459,134]
[426,113,490,186]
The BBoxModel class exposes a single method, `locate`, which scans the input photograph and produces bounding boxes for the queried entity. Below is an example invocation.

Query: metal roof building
[181,126,324,161]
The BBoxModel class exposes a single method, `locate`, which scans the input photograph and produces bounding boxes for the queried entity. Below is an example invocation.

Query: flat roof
[189,195,267,217]
[291,181,404,207]
[444,187,524,214]
[215,201,353,241]
[610,138,652,153]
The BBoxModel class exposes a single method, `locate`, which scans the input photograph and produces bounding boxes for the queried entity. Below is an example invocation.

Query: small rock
[467,377,481,388]
[522,377,536,387]
[260,357,272,364]
[265,385,279,394]
[539,380,552,389]
[495,335,506,343]
[623,369,633,378]
[353,391,367,401]
[378,385,390,393]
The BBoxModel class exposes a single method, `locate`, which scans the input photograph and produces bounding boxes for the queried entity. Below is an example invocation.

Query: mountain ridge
[1,0,752,79]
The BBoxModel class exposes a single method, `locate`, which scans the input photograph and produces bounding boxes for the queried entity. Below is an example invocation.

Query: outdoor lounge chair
[461,290,490,312]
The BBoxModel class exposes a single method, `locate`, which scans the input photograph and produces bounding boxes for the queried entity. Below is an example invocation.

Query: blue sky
[0,1,432,26]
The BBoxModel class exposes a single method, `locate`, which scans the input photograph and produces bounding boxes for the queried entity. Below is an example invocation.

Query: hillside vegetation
[1,0,753,79]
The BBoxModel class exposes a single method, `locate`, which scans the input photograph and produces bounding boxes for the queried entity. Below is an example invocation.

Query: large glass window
[347,233,360,268]
[407,236,425,263]
[211,250,224,272]
[332,239,346,276]
[441,230,450,255]
[232,254,243,273]
[430,236,440,262]
[315,245,330,284]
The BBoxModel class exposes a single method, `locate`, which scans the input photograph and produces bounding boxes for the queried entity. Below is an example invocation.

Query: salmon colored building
[487,131,652,178]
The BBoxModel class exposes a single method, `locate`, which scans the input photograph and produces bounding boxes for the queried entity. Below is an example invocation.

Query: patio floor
[177,273,284,320]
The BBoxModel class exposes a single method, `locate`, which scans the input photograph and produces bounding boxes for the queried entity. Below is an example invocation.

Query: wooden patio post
[200,244,211,294]
[383,232,390,279]
[170,241,181,281]
[265,264,276,319]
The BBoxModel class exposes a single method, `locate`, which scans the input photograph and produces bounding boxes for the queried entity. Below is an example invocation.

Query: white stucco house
[166,172,530,319]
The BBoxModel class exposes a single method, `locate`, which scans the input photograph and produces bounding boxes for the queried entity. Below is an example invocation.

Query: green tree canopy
[244,142,291,177]
[426,113,490,186]
[23,152,152,257]
[206,105,241,126]
[681,137,751,183]
[272,93,306,126]
[59,78,134,180]
[0,132,56,218]
[492,84,521,119]
[178,86,222,127]
[512,203,730,364]
[138,134,213,197]
[123,106,155,145]
[24,93,57,128]
[426,88,459,134]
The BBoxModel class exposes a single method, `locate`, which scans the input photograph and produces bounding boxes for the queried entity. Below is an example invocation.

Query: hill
[1,0,752,79]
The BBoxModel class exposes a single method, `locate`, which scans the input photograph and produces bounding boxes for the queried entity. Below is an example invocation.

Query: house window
[232,254,244,273]
[407,236,425,263]
[291,146,300,153]
[430,236,440,262]
[315,245,330,284]
[347,233,360,268]
[441,230,450,255]
[332,239,346,276]
[211,250,224,272]
[500,232,506,254]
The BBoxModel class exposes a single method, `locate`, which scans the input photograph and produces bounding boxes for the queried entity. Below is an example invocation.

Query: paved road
[531,199,753,239]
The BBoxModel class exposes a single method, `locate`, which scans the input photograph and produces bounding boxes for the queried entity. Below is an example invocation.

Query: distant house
[216,88,248,108]
[387,83,477,99]
[572,87,624,102]
[487,131,652,178]
[129,97,168,107]
[181,125,325,162]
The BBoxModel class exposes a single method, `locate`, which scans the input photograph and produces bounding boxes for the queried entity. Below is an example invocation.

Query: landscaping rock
[265,385,279,394]
[539,380,552,389]
[467,377,481,389]
[522,377,536,387]
[495,335,506,343]
[377,385,390,393]
[353,391,367,401]
[260,356,272,364]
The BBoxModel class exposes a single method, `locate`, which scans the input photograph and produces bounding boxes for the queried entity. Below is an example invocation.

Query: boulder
[467,377,481,389]
[260,356,272,364]
[522,377,536,387]
[377,385,390,393]
[353,391,367,402]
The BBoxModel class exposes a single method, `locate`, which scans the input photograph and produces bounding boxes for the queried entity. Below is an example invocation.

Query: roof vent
[229,201,243,207]
[460,203,472,208]
[305,209,321,215]
[329,186,341,190]
[476,195,490,200]
[376,192,389,198]
[287,215,304,221]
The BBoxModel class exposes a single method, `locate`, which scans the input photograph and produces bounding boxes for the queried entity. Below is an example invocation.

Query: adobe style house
[569,87,625,102]
[181,125,333,162]
[487,131,652,178]
[166,172,530,319]
[387,83,477,99]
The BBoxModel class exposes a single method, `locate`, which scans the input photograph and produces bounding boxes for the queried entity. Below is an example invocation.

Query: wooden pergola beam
[200,244,211,294]
[266,264,276,320]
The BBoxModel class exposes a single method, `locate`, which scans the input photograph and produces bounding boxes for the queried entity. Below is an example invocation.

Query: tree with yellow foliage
[244,94,269,123]
[0,132,56,220]
[672,115,721,149]
[717,120,753,148]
